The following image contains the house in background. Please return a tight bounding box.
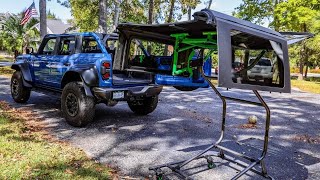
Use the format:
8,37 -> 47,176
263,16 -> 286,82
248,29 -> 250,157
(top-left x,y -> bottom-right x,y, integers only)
0,12 -> 11,32
33,19 -> 73,34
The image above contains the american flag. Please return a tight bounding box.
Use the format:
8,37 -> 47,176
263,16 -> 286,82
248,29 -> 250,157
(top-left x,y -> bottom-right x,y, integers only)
20,2 -> 38,25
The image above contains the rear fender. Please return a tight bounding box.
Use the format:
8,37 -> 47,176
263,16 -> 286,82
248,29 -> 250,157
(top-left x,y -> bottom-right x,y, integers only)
61,67 -> 99,97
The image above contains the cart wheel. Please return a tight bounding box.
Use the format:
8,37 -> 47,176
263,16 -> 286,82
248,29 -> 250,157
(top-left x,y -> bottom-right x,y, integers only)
156,169 -> 164,180
156,174 -> 163,180
205,156 -> 216,169
208,162 -> 216,169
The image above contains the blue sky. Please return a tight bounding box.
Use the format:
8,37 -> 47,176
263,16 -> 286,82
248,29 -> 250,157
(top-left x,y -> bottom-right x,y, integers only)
0,0 -> 242,22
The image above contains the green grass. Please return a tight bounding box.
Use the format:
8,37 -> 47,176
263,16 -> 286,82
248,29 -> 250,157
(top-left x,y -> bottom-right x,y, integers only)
291,79 -> 320,94
0,66 -> 14,76
0,55 -> 14,62
0,103 -> 112,179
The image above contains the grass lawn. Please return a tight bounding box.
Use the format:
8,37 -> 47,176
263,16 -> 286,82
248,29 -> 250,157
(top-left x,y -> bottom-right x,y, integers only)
0,66 -> 14,77
291,79 -> 320,94
0,55 -> 14,62
0,102 -> 113,179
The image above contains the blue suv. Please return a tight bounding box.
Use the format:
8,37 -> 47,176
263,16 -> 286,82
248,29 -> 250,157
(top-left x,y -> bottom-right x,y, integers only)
10,32 -> 211,127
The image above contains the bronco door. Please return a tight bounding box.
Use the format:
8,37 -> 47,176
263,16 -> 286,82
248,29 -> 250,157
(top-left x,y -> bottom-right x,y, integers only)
50,35 -> 77,88
33,36 -> 58,87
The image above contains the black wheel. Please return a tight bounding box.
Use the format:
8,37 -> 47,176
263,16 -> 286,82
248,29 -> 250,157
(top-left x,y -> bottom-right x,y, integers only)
127,95 -> 158,115
156,174 -> 163,180
61,82 -> 95,127
206,156 -> 216,169
155,169 -> 164,180
208,162 -> 216,169
173,86 -> 199,91
11,71 -> 31,103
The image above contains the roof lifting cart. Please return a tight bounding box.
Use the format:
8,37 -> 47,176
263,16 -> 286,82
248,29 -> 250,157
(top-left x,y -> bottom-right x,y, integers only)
147,9 -> 314,180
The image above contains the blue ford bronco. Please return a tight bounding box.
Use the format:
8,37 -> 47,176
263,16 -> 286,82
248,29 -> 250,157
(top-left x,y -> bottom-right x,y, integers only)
10,31 -> 211,127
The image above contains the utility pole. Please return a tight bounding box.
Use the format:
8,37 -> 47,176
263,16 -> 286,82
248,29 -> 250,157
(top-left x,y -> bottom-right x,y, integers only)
208,0 -> 213,9
98,0 -> 107,33
39,0 -> 47,39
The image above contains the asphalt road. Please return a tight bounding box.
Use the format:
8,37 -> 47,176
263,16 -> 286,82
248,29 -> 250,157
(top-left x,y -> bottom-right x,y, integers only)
0,75 -> 319,179
0,62 -> 13,67
291,73 -> 320,78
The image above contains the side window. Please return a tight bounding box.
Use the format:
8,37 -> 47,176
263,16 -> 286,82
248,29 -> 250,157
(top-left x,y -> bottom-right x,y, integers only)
39,38 -> 57,55
82,36 -> 102,53
58,36 -> 76,55
128,38 -> 172,67
230,30 -> 284,87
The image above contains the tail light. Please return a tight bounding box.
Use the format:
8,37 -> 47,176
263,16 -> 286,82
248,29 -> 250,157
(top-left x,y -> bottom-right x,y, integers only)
101,61 -> 111,80
103,62 -> 110,68
102,72 -> 110,79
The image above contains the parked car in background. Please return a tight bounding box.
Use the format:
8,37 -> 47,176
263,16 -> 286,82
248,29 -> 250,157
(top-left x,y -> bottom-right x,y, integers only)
247,57 -> 273,84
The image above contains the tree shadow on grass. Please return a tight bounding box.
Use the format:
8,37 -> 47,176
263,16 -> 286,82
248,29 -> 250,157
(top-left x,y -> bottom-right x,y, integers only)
27,159 -> 111,180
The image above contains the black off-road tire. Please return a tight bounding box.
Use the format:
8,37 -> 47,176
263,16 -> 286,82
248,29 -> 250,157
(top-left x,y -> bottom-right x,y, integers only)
11,71 -> 31,103
61,82 -> 95,127
173,86 -> 199,91
127,95 -> 158,115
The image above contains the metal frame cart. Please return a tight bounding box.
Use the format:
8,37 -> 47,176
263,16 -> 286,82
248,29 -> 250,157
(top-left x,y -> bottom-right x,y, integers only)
149,32 -> 274,180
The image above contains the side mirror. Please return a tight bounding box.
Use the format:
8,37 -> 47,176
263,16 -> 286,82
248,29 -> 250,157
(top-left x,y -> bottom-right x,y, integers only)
26,47 -> 34,54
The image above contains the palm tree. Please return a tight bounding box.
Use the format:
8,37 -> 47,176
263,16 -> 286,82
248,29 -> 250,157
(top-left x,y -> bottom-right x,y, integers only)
0,14 -> 39,55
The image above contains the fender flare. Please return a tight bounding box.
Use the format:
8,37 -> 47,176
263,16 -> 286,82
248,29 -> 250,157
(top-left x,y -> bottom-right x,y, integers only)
61,67 -> 99,97
11,63 -> 33,88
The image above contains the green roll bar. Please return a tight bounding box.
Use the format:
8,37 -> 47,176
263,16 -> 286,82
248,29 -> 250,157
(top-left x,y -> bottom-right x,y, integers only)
170,32 -> 218,76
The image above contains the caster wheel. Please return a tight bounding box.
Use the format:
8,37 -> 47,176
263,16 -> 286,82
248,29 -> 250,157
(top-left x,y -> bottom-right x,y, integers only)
156,175 -> 163,180
205,156 -> 216,169
156,169 -> 164,180
208,162 -> 216,169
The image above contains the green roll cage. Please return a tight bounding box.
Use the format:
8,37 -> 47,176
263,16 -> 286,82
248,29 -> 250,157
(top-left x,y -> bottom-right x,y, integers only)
170,32 -> 218,77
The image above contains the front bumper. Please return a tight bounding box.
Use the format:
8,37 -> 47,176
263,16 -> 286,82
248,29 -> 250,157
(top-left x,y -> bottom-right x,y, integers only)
248,73 -> 273,79
92,85 -> 163,101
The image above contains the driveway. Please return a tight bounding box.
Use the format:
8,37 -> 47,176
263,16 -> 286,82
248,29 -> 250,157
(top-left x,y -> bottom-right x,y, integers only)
0,75 -> 319,179
0,61 -> 13,67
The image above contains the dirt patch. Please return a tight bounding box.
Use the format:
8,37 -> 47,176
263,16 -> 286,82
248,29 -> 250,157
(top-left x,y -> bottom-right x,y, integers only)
290,134 -> 320,144
236,123 -> 258,129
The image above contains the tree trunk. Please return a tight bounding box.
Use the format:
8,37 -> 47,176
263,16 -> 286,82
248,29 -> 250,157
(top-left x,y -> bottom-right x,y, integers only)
113,0 -> 121,31
304,61 -> 309,79
167,0 -> 175,23
39,0 -> 47,39
273,0 -> 279,31
147,0 -> 154,54
188,6 -> 192,20
298,23 -> 308,80
298,45 -> 305,80
208,0 -> 213,9
98,0 -> 107,33
164,0 -> 175,56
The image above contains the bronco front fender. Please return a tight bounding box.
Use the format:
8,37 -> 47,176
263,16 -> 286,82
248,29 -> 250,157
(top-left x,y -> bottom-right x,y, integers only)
11,63 -> 33,88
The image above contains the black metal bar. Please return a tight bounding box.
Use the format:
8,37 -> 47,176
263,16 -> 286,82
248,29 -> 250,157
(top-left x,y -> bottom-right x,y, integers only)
222,96 -> 263,106
215,145 -> 256,162
179,144 -> 216,168
253,90 -> 271,159
231,161 -> 259,180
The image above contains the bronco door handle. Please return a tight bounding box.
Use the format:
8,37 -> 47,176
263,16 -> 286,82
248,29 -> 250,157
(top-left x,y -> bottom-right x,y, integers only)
63,62 -> 71,66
